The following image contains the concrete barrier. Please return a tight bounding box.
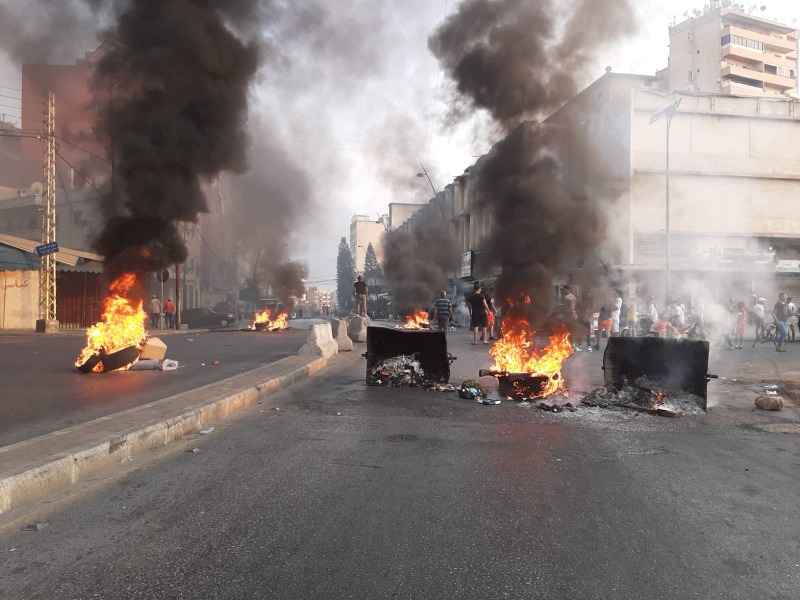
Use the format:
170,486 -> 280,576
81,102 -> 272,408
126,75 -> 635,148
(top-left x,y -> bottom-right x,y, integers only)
299,323 -> 339,358
347,315 -> 370,343
330,318 -> 353,352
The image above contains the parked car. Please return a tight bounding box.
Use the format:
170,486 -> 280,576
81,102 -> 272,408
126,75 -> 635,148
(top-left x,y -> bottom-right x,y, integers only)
181,308 -> 237,329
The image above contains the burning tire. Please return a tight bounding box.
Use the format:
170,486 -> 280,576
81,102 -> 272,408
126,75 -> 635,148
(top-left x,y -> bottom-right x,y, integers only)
100,346 -> 140,372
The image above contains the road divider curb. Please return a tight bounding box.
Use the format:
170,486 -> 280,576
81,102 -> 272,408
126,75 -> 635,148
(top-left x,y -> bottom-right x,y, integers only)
0,354 -> 330,516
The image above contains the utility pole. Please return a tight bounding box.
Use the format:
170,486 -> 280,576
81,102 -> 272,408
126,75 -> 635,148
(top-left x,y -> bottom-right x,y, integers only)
37,91 -> 58,333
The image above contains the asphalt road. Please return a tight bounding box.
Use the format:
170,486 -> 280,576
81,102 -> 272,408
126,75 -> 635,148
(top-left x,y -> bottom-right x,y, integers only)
0,352 -> 797,599
0,326 -> 308,446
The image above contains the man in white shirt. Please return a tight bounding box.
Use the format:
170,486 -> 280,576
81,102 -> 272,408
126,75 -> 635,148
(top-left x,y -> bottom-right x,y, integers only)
752,298 -> 766,341
610,289 -> 622,337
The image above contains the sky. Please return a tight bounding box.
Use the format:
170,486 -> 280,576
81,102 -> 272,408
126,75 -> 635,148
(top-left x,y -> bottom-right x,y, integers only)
0,0 -> 798,291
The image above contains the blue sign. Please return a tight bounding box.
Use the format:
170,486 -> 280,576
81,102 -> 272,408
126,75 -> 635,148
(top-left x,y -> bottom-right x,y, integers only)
34,242 -> 59,257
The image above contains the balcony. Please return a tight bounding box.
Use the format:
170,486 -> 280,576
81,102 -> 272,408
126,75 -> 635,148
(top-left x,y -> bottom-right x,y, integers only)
721,64 -> 795,90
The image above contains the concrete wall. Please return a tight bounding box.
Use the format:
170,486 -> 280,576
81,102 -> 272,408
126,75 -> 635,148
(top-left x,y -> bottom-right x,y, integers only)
0,270 -> 38,329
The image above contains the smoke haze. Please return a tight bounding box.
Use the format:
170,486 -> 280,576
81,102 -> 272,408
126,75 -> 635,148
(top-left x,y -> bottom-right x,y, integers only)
430,0 -> 637,323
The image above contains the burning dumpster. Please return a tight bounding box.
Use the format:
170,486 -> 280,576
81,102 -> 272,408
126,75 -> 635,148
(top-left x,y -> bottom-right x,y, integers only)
602,337 -> 712,410
365,326 -> 454,386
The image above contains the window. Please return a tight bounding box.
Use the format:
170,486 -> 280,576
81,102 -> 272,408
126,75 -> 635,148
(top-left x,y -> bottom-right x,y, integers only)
688,70 -> 694,81
722,34 -> 763,51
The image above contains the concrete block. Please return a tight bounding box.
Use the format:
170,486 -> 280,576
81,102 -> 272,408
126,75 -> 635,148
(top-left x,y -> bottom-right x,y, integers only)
347,315 -> 370,343
140,337 -> 167,360
299,323 -> 338,358
331,318 -> 353,352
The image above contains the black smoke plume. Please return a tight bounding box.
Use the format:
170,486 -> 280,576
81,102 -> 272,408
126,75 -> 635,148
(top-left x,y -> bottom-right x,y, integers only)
271,261 -> 307,311
429,0 -> 636,325
93,0 -> 260,283
382,219 -> 458,317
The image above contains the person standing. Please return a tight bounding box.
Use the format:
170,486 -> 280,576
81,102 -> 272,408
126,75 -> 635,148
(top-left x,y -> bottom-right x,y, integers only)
433,290 -> 455,336
467,283 -> 490,345
577,292 -> 595,352
563,285 -> 579,349
734,301 -> 747,349
787,296 -> 797,342
752,297 -> 766,341
611,288 -> 622,337
772,292 -> 789,352
485,292 -> 498,340
626,295 -> 638,335
148,295 -> 162,329
164,298 -> 175,329
353,275 -> 368,317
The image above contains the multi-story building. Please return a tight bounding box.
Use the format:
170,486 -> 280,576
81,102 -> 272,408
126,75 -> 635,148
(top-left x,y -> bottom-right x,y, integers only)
662,4 -> 799,97
349,214 -> 387,274
399,71 -> 800,303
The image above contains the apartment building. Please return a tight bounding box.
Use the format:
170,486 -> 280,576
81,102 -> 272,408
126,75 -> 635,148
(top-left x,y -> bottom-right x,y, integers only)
398,71 -> 800,303
664,5 -> 799,97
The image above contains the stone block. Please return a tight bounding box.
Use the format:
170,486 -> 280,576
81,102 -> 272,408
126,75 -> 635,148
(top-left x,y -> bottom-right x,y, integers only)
299,323 -> 338,358
755,395 -> 784,411
347,315 -> 370,343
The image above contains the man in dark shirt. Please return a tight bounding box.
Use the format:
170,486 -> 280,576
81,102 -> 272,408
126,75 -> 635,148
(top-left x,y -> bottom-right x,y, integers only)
467,284 -> 491,345
432,290 -> 455,336
353,275 -> 368,317
772,292 -> 789,352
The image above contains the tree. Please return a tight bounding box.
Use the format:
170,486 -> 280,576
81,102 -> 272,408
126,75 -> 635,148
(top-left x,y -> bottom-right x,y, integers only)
363,243 -> 383,293
336,237 -> 355,313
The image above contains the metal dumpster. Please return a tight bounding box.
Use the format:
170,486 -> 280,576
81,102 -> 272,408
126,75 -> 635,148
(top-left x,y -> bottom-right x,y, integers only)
365,326 -> 453,385
602,337 -> 712,409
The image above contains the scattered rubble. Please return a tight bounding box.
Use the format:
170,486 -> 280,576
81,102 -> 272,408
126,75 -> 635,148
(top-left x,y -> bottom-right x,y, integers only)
21,521 -> 49,532
424,383 -> 456,392
198,427 -> 215,435
582,375 -> 704,416
367,355 -> 425,387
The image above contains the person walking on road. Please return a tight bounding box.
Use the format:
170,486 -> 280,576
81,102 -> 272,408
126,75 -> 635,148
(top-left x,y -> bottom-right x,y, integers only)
752,297 -> 766,341
149,295 -> 162,329
468,283 -> 491,345
164,298 -> 175,329
353,275 -> 368,317
433,290 -> 455,336
485,292 -> 498,340
772,292 -> 789,352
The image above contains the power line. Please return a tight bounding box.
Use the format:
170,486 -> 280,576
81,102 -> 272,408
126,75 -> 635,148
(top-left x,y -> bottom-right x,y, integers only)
0,84 -> 21,92
54,160 -> 79,223
55,135 -> 110,163
55,151 -> 105,199
0,93 -> 21,101
193,223 -> 233,267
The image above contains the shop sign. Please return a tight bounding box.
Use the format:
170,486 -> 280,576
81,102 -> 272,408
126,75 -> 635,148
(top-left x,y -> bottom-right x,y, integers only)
461,251 -> 473,278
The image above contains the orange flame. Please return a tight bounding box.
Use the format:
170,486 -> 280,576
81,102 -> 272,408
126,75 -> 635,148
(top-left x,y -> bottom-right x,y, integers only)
75,274 -> 148,372
249,308 -> 289,331
490,314 -> 574,397
399,308 -> 430,329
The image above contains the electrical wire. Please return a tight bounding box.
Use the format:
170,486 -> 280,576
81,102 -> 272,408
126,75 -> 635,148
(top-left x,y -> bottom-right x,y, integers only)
193,224 -> 234,267
55,151 -> 105,198
54,160 -> 80,224
54,135 -> 110,163
0,84 -> 21,92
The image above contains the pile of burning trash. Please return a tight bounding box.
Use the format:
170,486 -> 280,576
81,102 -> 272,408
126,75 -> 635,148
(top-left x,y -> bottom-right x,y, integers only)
75,274 -> 177,374
368,354 -> 426,387
396,309 -> 431,330
582,375 -> 704,416
246,308 -> 289,332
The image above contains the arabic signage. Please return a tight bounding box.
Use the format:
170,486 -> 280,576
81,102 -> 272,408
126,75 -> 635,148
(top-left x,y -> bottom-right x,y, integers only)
461,251 -> 473,278
34,241 -> 59,257
712,246 -> 775,263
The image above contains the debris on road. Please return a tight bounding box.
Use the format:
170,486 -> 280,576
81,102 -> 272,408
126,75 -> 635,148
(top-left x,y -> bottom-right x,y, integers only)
367,355 -> 425,387
458,379 -> 487,399
21,521 -> 49,532
161,359 -> 179,370
583,375 -> 703,416
130,359 -> 162,371
424,383 -> 456,392
188,447 -> 201,453
477,399 -> 501,406
198,427 -> 215,435
755,395 -> 784,411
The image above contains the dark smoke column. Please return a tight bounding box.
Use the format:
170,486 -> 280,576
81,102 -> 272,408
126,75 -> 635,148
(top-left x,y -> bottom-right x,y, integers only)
94,0 -> 259,286
428,0 -> 636,324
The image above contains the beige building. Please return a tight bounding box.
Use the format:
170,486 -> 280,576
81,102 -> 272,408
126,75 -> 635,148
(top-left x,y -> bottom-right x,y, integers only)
349,214 -> 387,274
398,71 -> 800,301
663,5 -> 798,97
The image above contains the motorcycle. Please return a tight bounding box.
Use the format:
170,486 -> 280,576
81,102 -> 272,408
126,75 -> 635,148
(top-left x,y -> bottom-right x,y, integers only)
642,317 -> 705,340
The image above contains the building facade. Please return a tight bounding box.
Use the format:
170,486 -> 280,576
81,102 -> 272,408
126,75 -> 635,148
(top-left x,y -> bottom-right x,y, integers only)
349,214 -> 387,274
396,71 -> 800,304
664,5 -> 798,97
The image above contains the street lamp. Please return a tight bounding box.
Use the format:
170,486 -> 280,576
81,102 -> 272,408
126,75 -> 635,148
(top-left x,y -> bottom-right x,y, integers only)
416,160 -> 448,223
649,96 -> 682,297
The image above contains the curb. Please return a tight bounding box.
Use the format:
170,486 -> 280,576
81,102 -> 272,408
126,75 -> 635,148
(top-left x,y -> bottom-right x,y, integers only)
0,354 -> 331,516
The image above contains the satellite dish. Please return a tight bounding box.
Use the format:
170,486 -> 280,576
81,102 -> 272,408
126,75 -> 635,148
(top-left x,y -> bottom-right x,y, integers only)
30,182 -> 43,196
